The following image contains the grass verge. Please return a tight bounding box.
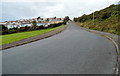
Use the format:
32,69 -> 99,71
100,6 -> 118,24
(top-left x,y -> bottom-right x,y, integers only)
75,17 -> 120,35
0,25 -> 64,45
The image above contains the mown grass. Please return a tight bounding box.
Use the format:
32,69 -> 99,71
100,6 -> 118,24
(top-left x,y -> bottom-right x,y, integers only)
0,25 -> 64,45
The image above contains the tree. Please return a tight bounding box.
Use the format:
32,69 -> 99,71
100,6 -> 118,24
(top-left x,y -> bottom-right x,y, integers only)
46,18 -> 49,21
37,16 -> 41,20
0,25 -> 8,31
53,17 -> 57,19
32,20 -> 37,29
63,16 -> 70,24
73,17 -> 78,22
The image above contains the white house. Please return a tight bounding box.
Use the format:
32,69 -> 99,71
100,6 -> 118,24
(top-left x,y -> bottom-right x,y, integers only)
20,24 -> 31,27
7,25 -> 19,29
0,22 -> 6,25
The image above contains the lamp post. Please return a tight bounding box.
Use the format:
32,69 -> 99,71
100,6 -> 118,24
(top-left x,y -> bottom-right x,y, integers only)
90,10 -> 94,25
93,12 -> 94,25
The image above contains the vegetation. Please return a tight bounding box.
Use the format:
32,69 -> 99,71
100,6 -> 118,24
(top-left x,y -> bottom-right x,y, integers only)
1,16 -> 69,35
32,20 -> 37,29
63,16 -> 70,24
1,22 -> 64,35
74,4 -> 120,35
0,25 -> 8,31
0,25 -> 65,45
0,16 -> 70,45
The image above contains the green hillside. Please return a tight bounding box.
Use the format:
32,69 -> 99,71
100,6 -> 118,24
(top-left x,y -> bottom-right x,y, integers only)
74,4 -> 120,35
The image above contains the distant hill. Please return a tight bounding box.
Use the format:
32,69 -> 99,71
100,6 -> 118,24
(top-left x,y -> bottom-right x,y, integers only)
74,4 -> 120,35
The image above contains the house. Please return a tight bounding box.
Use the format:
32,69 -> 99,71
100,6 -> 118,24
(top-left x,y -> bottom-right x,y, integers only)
20,24 -> 31,27
7,25 -> 19,29
49,18 -> 56,22
1,17 -> 64,29
0,22 -> 6,25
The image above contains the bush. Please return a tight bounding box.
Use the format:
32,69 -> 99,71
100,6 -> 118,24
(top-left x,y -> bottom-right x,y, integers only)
48,22 -> 63,28
1,21 -> 64,35
2,30 -> 8,35
12,27 -> 18,30
38,25 -> 45,29
2,30 -> 18,35
101,12 -> 111,19
0,25 -> 8,31
19,27 -> 27,31
8,30 -> 17,34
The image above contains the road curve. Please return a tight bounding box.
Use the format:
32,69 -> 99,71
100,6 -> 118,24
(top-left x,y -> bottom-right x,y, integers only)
2,22 -> 117,74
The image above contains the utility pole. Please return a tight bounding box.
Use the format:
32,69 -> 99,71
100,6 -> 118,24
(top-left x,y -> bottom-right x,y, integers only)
93,12 -> 94,26
90,10 -> 94,26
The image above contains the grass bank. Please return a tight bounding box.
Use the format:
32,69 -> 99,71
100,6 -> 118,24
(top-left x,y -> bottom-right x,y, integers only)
74,4 -> 120,35
0,25 -> 64,45
75,15 -> 120,35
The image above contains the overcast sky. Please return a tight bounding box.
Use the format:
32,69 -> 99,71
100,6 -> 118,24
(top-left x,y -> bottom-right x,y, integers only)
0,0 -> 119,22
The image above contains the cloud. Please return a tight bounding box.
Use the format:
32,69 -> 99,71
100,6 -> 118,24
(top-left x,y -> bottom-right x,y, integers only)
1,0 -> 119,22
2,2 -> 60,21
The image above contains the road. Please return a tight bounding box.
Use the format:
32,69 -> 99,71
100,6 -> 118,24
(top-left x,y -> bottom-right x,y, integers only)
2,22 -> 117,74
0,51 -> 2,75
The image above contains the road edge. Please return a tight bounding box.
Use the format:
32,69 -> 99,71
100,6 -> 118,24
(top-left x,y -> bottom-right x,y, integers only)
1,25 -> 68,50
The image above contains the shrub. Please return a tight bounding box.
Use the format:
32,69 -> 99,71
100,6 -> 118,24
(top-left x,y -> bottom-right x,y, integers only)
38,25 -> 44,29
19,27 -> 27,31
0,25 -> 8,31
12,27 -> 18,30
2,30 -> 17,35
8,30 -> 17,34
101,12 -> 111,19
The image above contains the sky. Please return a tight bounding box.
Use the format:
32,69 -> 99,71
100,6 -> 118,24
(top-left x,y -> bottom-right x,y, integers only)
0,0 -> 119,22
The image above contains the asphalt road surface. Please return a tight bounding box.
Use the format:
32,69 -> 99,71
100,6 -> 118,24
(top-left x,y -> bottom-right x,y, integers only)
0,51 -> 2,75
2,22 -> 117,74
